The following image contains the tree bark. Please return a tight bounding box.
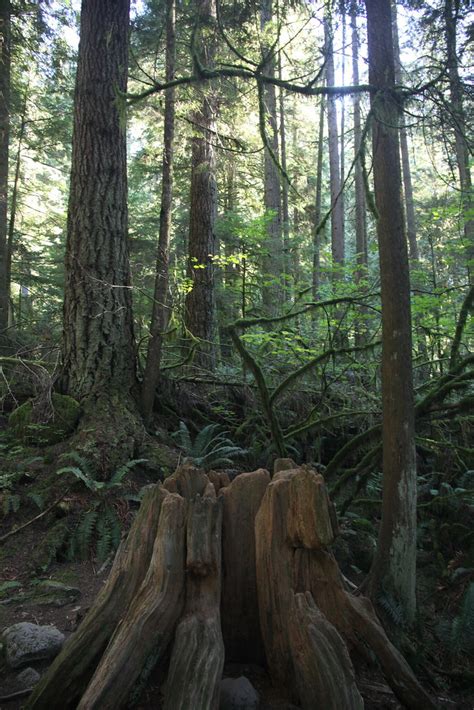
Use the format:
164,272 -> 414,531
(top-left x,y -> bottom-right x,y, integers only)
0,0 -> 10,342
61,0 -> 135,401
141,0 -> 176,423
289,592 -> 363,710
364,0 -> 417,623
279,56 -> 290,302
260,0 -> 282,316
184,0 -> 219,370
391,1 -> 419,264
220,469 -> 269,662
164,494 -> 224,710
77,493 -> 186,710
350,4 -> 367,283
324,14 -> 344,278
6,89 -> 28,328
26,485 -> 167,709
351,3 -> 368,347
444,0 -> 473,284
312,97 -> 325,327
255,466 -> 436,709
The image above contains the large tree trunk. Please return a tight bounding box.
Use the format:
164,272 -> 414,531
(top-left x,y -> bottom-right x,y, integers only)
0,0 -> 10,343
184,0 -> 219,370
61,0 -> 135,401
364,0 -> 418,624
27,464 -> 436,710
59,0 -> 143,472
141,0 -> 176,423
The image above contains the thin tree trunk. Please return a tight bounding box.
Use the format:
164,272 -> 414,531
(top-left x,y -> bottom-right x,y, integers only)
324,14 -> 344,278
351,4 -> 367,280
6,89 -> 28,327
260,0 -> 282,316
184,0 -> 218,369
61,0 -> 135,400
0,0 -> 10,342
392,0 -> 429,374
364,0 -> 417,623
219,160 -> 239,361
391,1 -> 419,263
141,0 -> 176,423
351,3 -> 368,346
312,98 -> 325,323
444,0 -> 473,284
279,55 -> 290,302
339,3 -> 346,243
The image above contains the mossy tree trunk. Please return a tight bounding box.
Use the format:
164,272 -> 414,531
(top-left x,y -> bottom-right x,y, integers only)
27,464 -> 435,710
60,0 -> 143,469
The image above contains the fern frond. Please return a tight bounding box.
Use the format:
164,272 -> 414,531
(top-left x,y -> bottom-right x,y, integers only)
104,504 -> 122,550
3,493 -> 20,515
77,510 -> 98,559
59,452 -> 94,479
193,424 -> 222,455
378,591 -> 405,627
56,466 -> 103,492
172,421 -> 193,455
96,514 -> 112,562
109,459 -> 147,487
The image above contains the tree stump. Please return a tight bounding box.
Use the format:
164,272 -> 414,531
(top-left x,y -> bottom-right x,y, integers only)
27,464 -> 436,710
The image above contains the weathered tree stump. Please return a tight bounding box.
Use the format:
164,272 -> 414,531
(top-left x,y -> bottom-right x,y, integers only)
288,591 -> 363,710
221,468 -> 270,662
27,463 -> 436,710
256,465 -> 436,710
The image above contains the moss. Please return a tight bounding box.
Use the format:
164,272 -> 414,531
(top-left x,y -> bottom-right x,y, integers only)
8,394 -> 81,447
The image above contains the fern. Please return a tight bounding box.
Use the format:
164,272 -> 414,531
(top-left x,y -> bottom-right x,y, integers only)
105,504 -> 122,550
378,590 -> 405,627
76,510 -> 99,559
448,583 -> 474,656
172,422 -> 246,471
96,514 -> 112,562
109,459 -> 147,487
36,520 -> 71,569
59,451 -> 94,479
2,493 -> 20,515
56,465 -> 103,492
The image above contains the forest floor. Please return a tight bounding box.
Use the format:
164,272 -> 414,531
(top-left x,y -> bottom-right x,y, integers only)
0,438 -> 473,709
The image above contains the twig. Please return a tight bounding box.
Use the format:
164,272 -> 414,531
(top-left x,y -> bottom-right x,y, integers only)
0,490 -> 69,543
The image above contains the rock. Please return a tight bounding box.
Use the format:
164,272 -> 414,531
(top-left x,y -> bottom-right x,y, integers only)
17,667 -> 41,687
2,622 -> 65,668
220,676 -> 260,710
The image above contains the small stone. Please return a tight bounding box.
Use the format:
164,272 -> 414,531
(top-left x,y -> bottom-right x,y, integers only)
220,676 -> 260,710
2,622 -> 65,669
17,667 -> 41,687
